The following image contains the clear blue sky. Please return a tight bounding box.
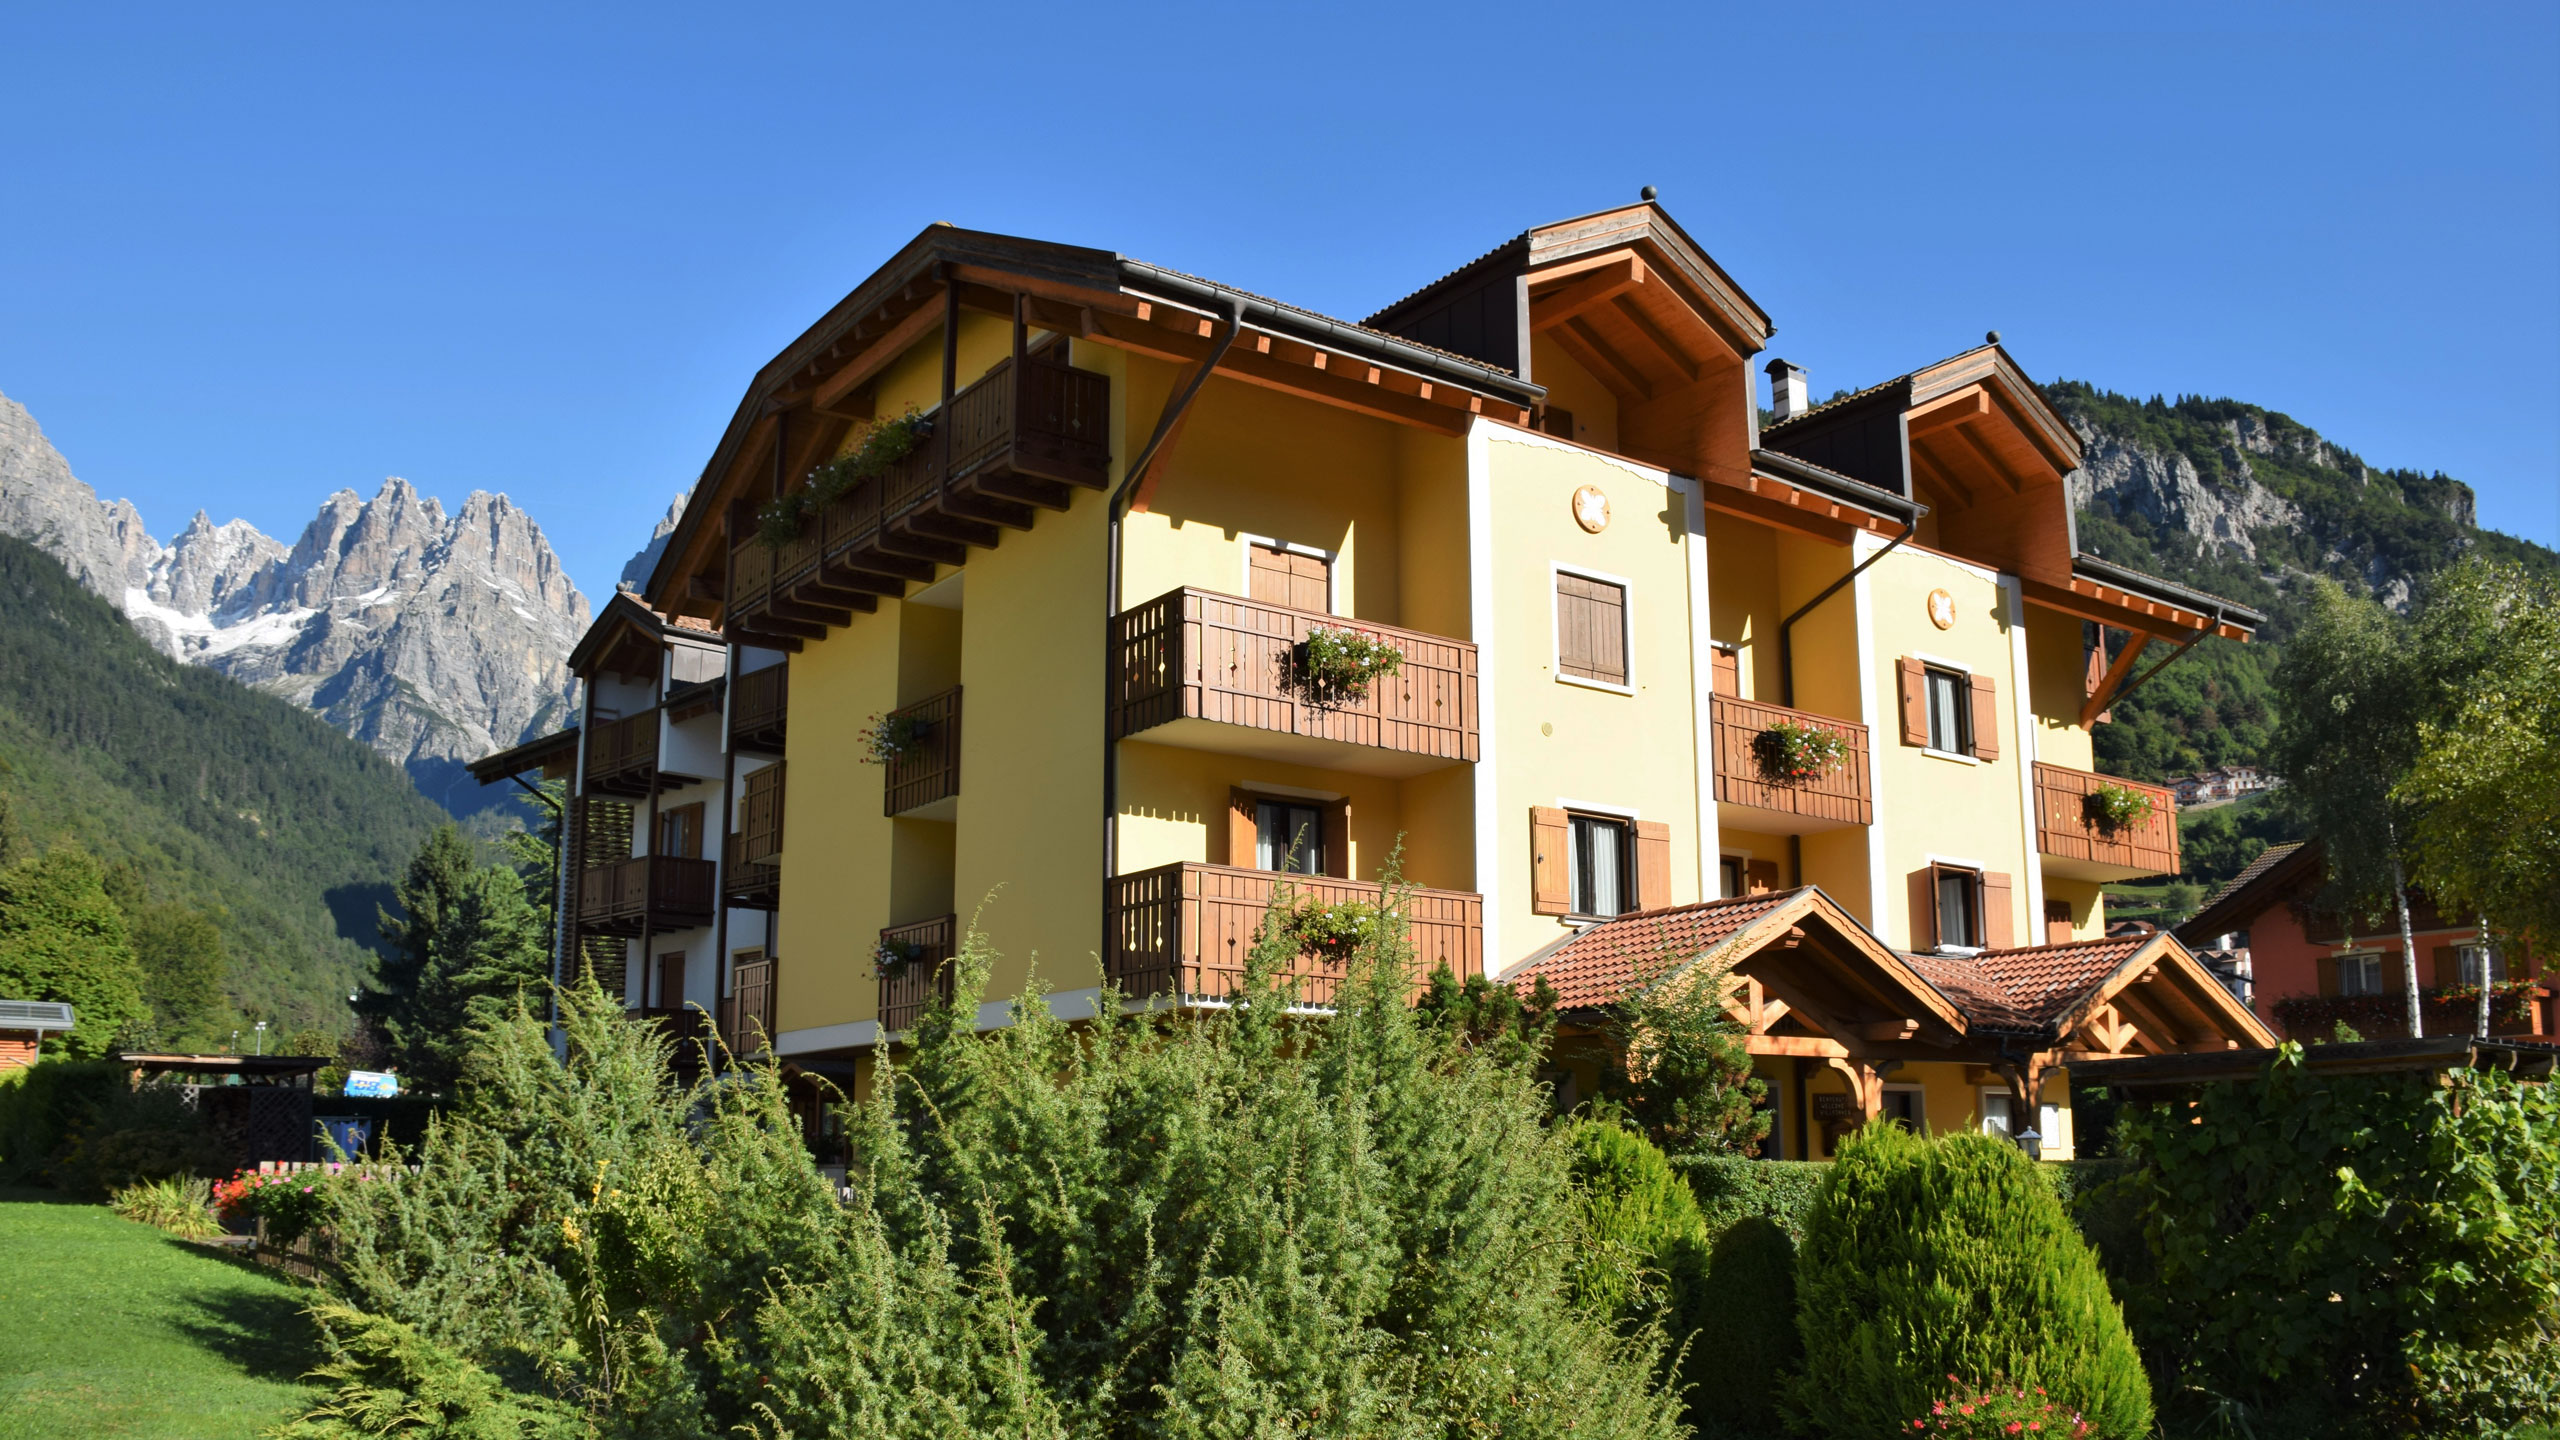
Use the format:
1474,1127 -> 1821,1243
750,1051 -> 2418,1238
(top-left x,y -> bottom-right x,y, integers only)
4,3 -> 2553,602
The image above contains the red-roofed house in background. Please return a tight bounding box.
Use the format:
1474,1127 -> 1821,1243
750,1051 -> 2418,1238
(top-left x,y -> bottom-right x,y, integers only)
2174,840 -> 2549,1043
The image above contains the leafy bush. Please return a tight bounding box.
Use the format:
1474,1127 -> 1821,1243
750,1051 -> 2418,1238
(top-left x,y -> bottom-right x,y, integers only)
291,906 -> 1689,1436
1688,1216 -> 1800,1435
1600,958 -> 1769,1162
1686,1154 -> 1825,1241
2117,1048 -> 2560,1438
1271,894 -> 1385,964
111,1174 -> 222,1238
0,1059 -> 225,1195
215,1167 -> 349,1245
1790,1123 -> 2152,1439
274,1302 -> 581,1440
1565,1119 -> 1708,1327
2080,783 -> 2155,834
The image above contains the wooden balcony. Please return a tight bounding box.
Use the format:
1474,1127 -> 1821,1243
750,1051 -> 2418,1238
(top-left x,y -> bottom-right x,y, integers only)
577,856 -> 718,934
883,688 -> 960,818
727,357 -> 1111,646
584,709 -> 695,798
722,831 -> 779,909
720,956 -> 777,1057
877,914 -> 958,1034
626,1007 -> 711,1062
1709,694 -> 1872,831
1111,589 -> 1479,777
2034,763 -> 2179,880
731,663 -> 787,753
1105,862 -> 1482,1009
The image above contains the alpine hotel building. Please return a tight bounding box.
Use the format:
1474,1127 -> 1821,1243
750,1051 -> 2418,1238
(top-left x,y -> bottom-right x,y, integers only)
476,199 -> 2277,1162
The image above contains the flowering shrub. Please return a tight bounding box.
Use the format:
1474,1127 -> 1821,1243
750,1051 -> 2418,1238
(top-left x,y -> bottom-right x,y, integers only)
757,411 -> 932,546
1910,1378 -> 2093,1436
1275,896 -> 1385,964
854,711 -> 930,766
2080,783 -> 2155,835
1752,720 -> 1851,783
215,1167 -> 338,1244
1293,626 -> 1403,705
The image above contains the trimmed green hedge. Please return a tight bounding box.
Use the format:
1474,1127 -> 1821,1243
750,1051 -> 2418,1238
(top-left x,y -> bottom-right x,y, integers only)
1685,1155 -> 1825,1241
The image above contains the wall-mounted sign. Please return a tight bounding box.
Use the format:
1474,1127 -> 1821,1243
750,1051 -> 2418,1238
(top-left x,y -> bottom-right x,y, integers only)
343,1070 -> 401,1098
1571,485 -> 1611,534
1926,588 -> 1957,630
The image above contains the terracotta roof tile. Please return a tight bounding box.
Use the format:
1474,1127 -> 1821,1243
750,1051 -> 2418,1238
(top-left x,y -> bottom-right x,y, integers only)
1972,937 -> 2150,1028
1505,893 -> 1795,1010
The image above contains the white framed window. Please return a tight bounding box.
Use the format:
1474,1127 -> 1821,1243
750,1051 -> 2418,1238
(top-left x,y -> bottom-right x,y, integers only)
1253,798 -> 1326,875
1551,564 -> 1634,694
2456,945 -> 2505,987
1980,1089 -> 2062,1144
2338,951 -> 2386,996
1935,865 -> 1983,951
1879,1084 -> 1925,1134
1567,813 -> 1635,918
1924,665 -> 1971,753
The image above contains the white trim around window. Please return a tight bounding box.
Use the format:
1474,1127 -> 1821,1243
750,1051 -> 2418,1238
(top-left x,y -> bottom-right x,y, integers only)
1238,532 -> 1339,615
1550,561 -> 1637,695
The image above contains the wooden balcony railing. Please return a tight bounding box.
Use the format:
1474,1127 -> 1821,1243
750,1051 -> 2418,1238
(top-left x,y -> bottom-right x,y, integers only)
722,831 -> 780,909
731,663 -> 787,752
720,958 -> 778,1056
1111,589 -> 1478,767
626,1006 -> 710,1052
877,914 -> 958,1034
583,710 -> 662,797
1708,694 -> 1872,828
577,856 -> 718,933
1105,863 -> 1482,1010
727,357 -> 1110,643
883,688 -> 960,817
2033,763 -> 2179,877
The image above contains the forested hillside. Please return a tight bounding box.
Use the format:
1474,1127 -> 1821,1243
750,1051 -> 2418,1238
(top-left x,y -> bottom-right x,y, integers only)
0,532 -> 444,1034
2050,382 -> 2557,792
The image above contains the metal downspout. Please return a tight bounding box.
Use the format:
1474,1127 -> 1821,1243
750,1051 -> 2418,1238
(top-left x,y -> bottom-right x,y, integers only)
1102,296 -> 1245,885
1777,504 -> 1923,709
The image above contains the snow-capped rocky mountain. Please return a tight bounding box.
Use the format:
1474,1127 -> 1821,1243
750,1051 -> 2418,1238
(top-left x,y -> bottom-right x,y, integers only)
0,388 -> 589,815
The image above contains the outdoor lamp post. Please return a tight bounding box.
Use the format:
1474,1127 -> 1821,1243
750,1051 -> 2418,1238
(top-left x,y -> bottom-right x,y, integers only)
2016,1124 -> 2043,1162
253,1020 -> 267,1056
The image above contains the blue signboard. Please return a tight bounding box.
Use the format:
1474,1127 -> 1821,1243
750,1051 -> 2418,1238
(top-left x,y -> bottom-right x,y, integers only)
343,1070 -> 401,1098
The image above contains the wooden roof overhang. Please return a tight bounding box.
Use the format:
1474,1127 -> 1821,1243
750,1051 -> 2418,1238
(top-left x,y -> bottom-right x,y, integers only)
465,726 -> 579,787
645,225 -> 1547,623
2045,932 -> 2280,1062
568,593 -> 680,682
2074,1035 -> 2559,1094
1598,888 -> 1969,1064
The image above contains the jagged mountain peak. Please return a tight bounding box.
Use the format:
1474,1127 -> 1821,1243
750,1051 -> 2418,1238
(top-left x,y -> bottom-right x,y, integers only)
619,488 -> 692,593
0,386 -> 589,817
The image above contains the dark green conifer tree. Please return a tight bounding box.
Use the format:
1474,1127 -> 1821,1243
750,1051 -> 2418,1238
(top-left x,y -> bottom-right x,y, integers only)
0,842 -> 150,1057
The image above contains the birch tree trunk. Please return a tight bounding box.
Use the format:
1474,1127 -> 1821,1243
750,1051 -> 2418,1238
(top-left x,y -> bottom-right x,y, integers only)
2390,843 -> 2423,1039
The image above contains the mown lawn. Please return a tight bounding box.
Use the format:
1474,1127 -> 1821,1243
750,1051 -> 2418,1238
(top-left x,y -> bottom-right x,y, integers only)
0,1187 -> 318,1439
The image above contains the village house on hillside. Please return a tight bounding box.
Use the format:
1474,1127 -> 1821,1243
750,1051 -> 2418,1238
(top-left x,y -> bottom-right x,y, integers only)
2170,764 -> 2278,807
477,199 -> 2281,1162
2176,839 -> 2550,1044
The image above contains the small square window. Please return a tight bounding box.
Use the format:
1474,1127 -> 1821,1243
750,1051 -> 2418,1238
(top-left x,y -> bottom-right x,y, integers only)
1935,867 -> 1982,950
1555,573 -> 1629,687
1569,814 -> 1634,918
2339,953 -> 2385,996
1924,667 -> 1970,753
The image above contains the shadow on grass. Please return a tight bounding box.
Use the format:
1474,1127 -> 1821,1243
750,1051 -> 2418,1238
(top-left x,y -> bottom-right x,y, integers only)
0,1183 -> 99,1205
168,1250 -> 328,1387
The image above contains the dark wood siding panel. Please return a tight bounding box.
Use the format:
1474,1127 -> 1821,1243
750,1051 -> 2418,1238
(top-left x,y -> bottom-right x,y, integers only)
1711,647 -> 1740,697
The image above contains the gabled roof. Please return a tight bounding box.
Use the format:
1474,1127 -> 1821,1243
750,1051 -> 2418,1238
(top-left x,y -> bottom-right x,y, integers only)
2176,840 -> 2320,946
1508,891 -> 2274,1055
567,591 -> 722,678
1761,341 -> 2079,472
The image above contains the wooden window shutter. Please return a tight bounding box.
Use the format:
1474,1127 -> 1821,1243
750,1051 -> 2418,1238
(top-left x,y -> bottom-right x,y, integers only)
1909,867 -> 1940,951
1249,544 -> 1329,613
1967,673 -> 2001,760
2431,944 -> 2458,987
1555,574 -> 1627,685
1981,873 -> 2015,949
1897,658 -> 1929,747
1227,789 -> 1259,868
1325,797 -> 1353,879
1632,821 -> 1672,909
1745,859 -> 1781,896
2317,954 -> 2339,998
1711,647 -> 1740,697
1530,807 -> 1570,915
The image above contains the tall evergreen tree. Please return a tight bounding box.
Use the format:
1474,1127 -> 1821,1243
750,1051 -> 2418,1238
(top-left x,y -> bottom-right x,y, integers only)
362,825 -> 477,1084
0,843 -> 150,1058
408,863 -> 550,1090
1600,957 -> 1770,1161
